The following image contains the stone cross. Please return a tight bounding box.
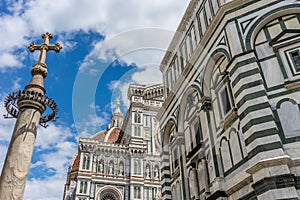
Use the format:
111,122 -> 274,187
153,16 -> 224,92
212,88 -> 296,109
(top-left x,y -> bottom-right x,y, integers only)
0,33 -> 61,200
28,32 -> 62,65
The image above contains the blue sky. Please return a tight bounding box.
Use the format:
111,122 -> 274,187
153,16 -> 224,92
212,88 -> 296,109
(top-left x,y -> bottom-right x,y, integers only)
0,1 -> 189,199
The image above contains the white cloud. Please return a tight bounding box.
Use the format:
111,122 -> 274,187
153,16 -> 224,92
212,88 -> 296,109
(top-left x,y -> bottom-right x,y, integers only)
24,175 -> 67,200
0,0 -> 188,69
0,52 -> 24,70
12,77 -> 22,90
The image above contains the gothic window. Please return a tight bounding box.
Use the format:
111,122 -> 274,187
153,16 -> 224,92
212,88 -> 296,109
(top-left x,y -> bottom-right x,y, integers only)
134,186 -> 141,199
79,181 -> 88,194
82,154 -> 90,170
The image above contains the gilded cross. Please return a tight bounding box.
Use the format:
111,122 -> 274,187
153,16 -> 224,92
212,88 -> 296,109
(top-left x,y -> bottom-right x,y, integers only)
28,32 -> 62,65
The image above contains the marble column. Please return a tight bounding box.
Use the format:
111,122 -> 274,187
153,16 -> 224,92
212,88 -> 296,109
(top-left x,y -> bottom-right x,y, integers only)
0,108 -> 41,199
0,32 -> 61,200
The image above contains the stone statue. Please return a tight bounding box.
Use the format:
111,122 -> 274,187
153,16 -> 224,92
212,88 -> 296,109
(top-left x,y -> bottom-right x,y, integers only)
154,166 -> 159,179
109,162 -> 114,175
99,162 -> 104,173
119,163 -> 124,176
146,165 -> 150,178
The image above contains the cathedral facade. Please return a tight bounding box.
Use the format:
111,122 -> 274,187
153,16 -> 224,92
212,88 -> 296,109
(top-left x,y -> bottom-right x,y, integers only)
63,84 -> 164,200
157,0 -> 300,200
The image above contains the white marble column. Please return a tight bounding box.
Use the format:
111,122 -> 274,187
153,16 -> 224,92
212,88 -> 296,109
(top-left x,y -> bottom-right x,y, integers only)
0,108 -> 41,200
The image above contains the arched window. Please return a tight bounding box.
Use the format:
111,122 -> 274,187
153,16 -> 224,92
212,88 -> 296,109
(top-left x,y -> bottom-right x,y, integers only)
277,100 -> 300,138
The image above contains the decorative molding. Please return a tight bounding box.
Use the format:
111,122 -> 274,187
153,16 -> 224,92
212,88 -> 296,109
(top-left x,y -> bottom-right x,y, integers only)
4,90 -> 58,128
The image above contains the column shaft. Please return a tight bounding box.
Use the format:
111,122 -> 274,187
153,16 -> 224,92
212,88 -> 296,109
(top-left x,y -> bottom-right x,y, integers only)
0,108 -> 40,200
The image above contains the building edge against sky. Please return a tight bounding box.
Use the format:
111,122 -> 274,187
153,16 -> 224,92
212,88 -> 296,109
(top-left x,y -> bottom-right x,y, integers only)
64,0 -> 300,200
157,0 -> 300,199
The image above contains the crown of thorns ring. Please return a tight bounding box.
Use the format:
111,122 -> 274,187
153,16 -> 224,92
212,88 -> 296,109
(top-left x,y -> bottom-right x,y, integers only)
3,90 -> 58,128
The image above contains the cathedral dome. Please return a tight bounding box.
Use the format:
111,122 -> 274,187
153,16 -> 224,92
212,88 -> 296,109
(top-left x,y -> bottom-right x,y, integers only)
92,127 -> 122,143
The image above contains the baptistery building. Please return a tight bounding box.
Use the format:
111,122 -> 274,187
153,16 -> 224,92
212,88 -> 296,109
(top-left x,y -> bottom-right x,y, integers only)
63,84 -> 164,200
157,0 -> 300,199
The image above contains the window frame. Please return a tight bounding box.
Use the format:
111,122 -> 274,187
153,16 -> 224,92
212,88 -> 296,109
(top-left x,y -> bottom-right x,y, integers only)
286,47 -> 300,75
216,78 -> 234,120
